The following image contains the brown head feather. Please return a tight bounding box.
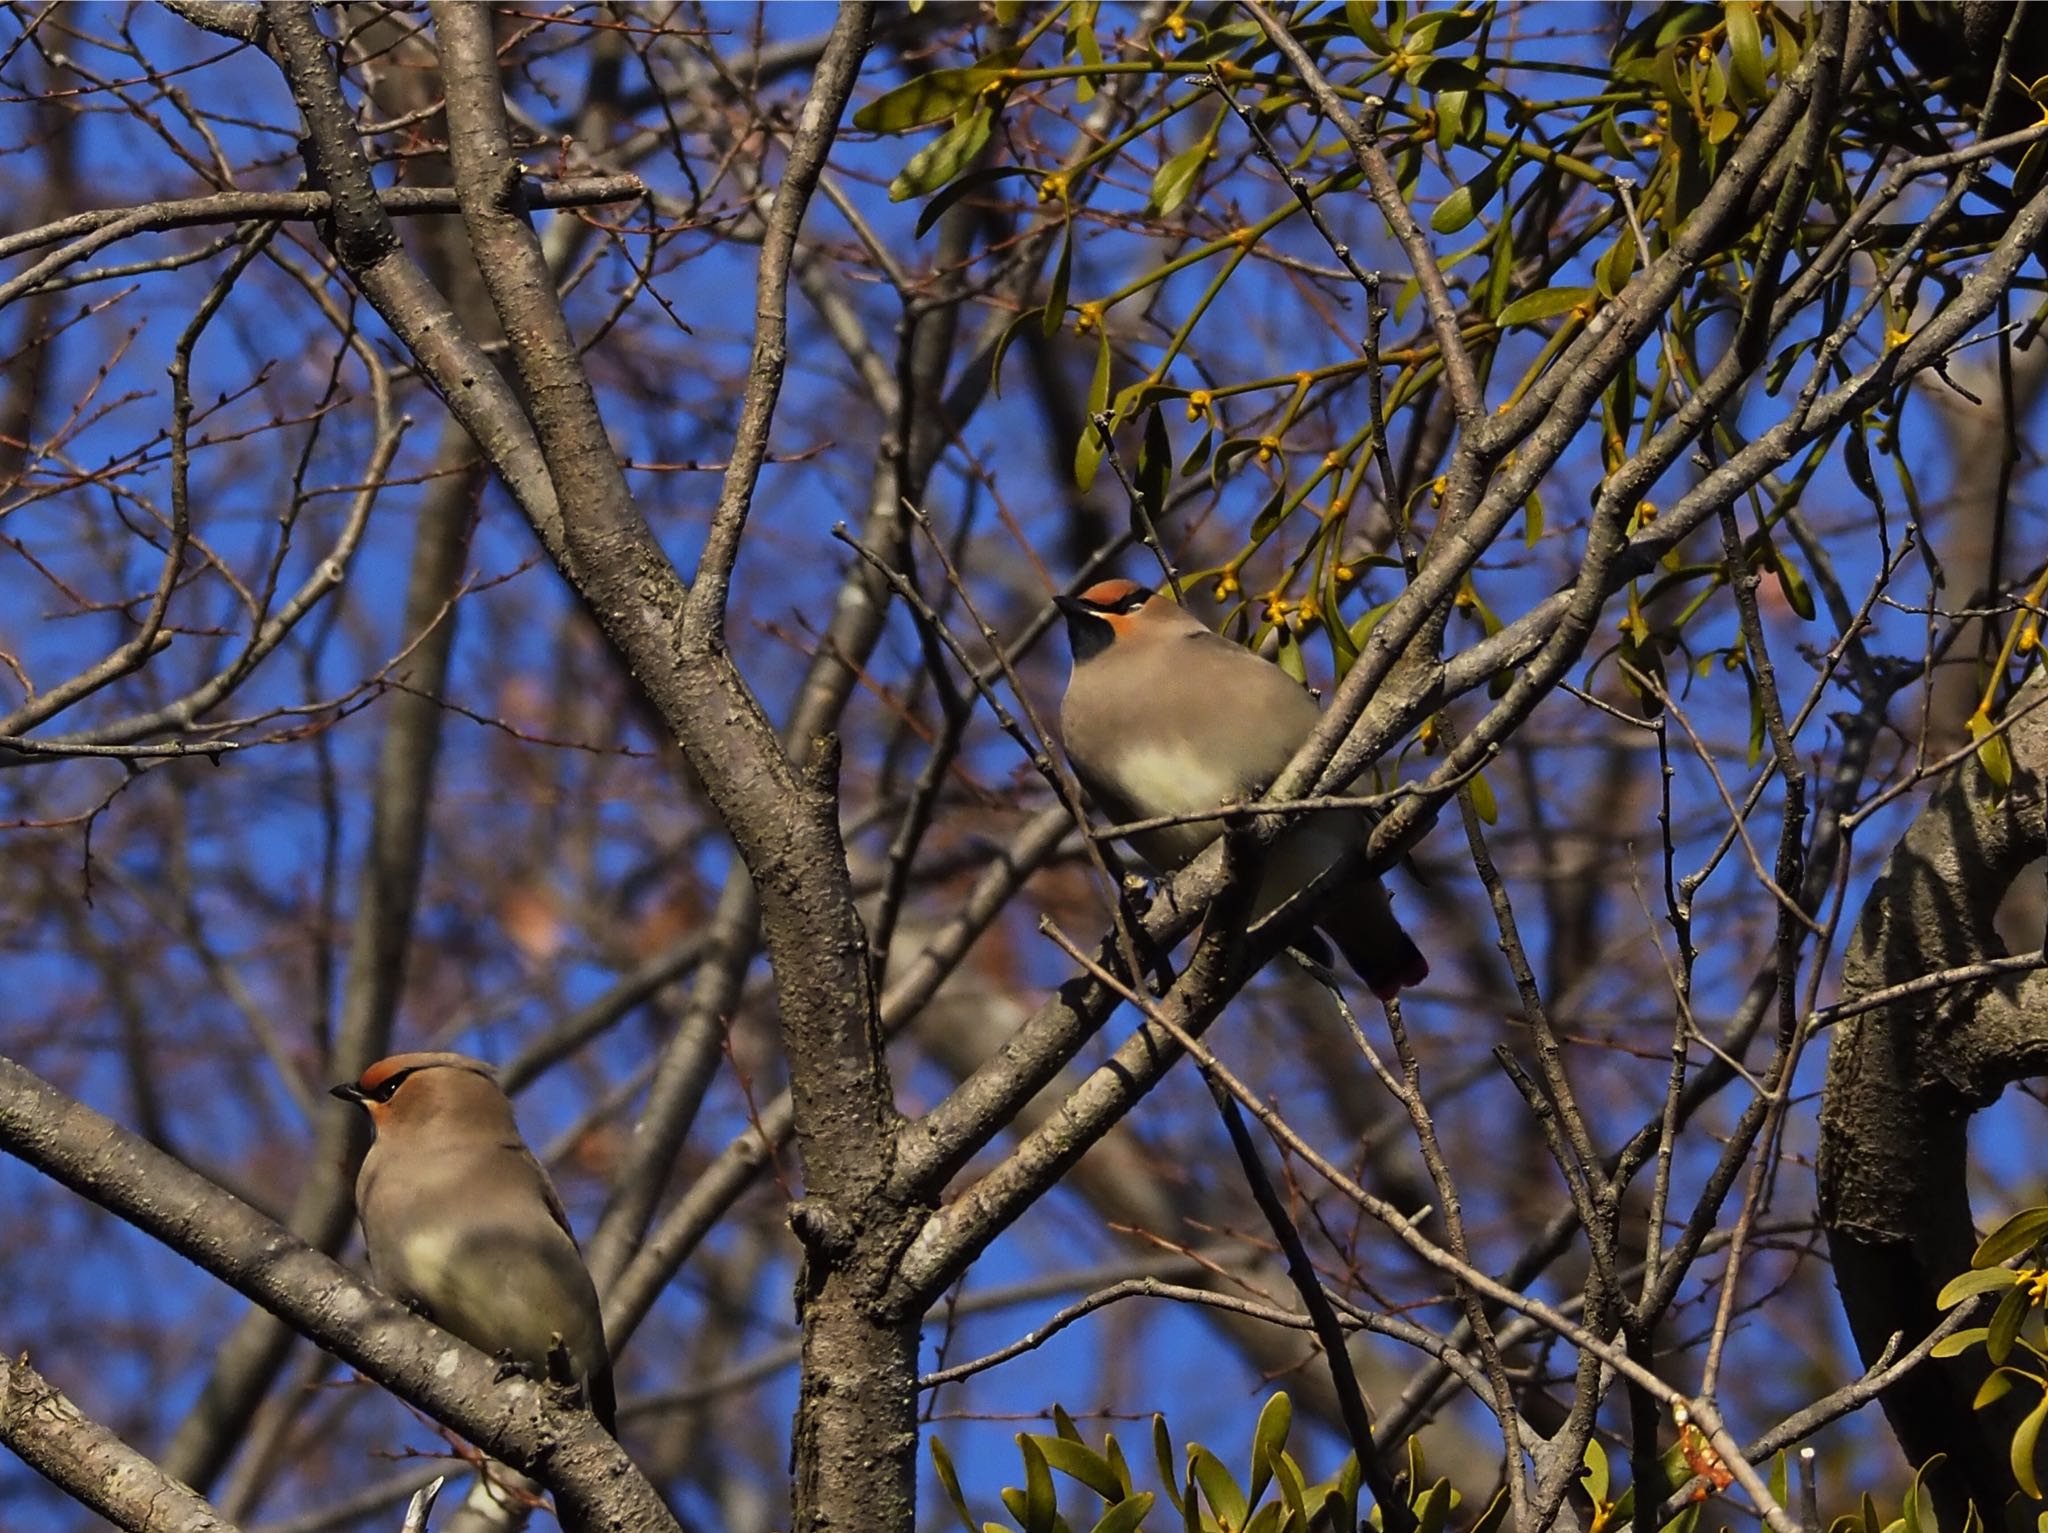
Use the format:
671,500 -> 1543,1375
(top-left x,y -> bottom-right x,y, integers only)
353,1051 -> 495,1095
334,1052 -> 511,1134
1074,577 -> 1150,608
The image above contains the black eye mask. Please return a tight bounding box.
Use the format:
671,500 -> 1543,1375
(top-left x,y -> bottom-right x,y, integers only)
330,1066 -> 421,1105
1088,586 -> 1153,615
1054,587 -> 1157,663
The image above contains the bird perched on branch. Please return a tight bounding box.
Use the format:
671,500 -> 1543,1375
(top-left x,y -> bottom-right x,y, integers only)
332,1052 -> 616,1433
1054,577 -> 1428,999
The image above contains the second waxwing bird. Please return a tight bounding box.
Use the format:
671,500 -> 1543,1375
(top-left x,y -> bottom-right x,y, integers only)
1054,578 -> 1428,998
331,1052 -> 616,1433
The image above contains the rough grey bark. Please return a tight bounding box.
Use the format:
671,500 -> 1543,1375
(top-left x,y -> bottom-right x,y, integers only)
418,8 -> 922,1531
1,1349 -> 239,1533
1818,677 -> 2048,1518
1920,348 -> 2048,760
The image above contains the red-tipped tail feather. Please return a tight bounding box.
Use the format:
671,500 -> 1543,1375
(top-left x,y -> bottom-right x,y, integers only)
1318,884 -> 1428,1000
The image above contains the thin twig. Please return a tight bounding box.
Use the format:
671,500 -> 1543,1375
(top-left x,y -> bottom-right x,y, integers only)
1239,0 -> 1482,424
0,734 -> 242,760
1088,411 -> 1183,602
1039,921 -> 1413,1531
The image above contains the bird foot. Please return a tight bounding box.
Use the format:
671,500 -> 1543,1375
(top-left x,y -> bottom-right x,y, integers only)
491,1349 -> 530,1386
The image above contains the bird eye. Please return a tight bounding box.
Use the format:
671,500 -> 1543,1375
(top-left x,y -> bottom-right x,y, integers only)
367,1070 -> 411,1103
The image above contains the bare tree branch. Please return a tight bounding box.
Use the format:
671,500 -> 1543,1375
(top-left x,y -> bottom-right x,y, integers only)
0,1055 -> 676,1533
0,1347 -> 240,1533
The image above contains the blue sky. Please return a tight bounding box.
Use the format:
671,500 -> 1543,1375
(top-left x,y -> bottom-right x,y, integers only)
3,4 -> 2045,1529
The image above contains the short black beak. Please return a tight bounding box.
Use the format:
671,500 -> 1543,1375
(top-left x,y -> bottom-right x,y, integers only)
329,1082 -> 367,1103
1052,594 -> 1086,619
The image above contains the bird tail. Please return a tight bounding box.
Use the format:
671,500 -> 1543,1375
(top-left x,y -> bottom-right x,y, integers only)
1317,881 -> 1428,1000
589,1363 -> 618,1436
